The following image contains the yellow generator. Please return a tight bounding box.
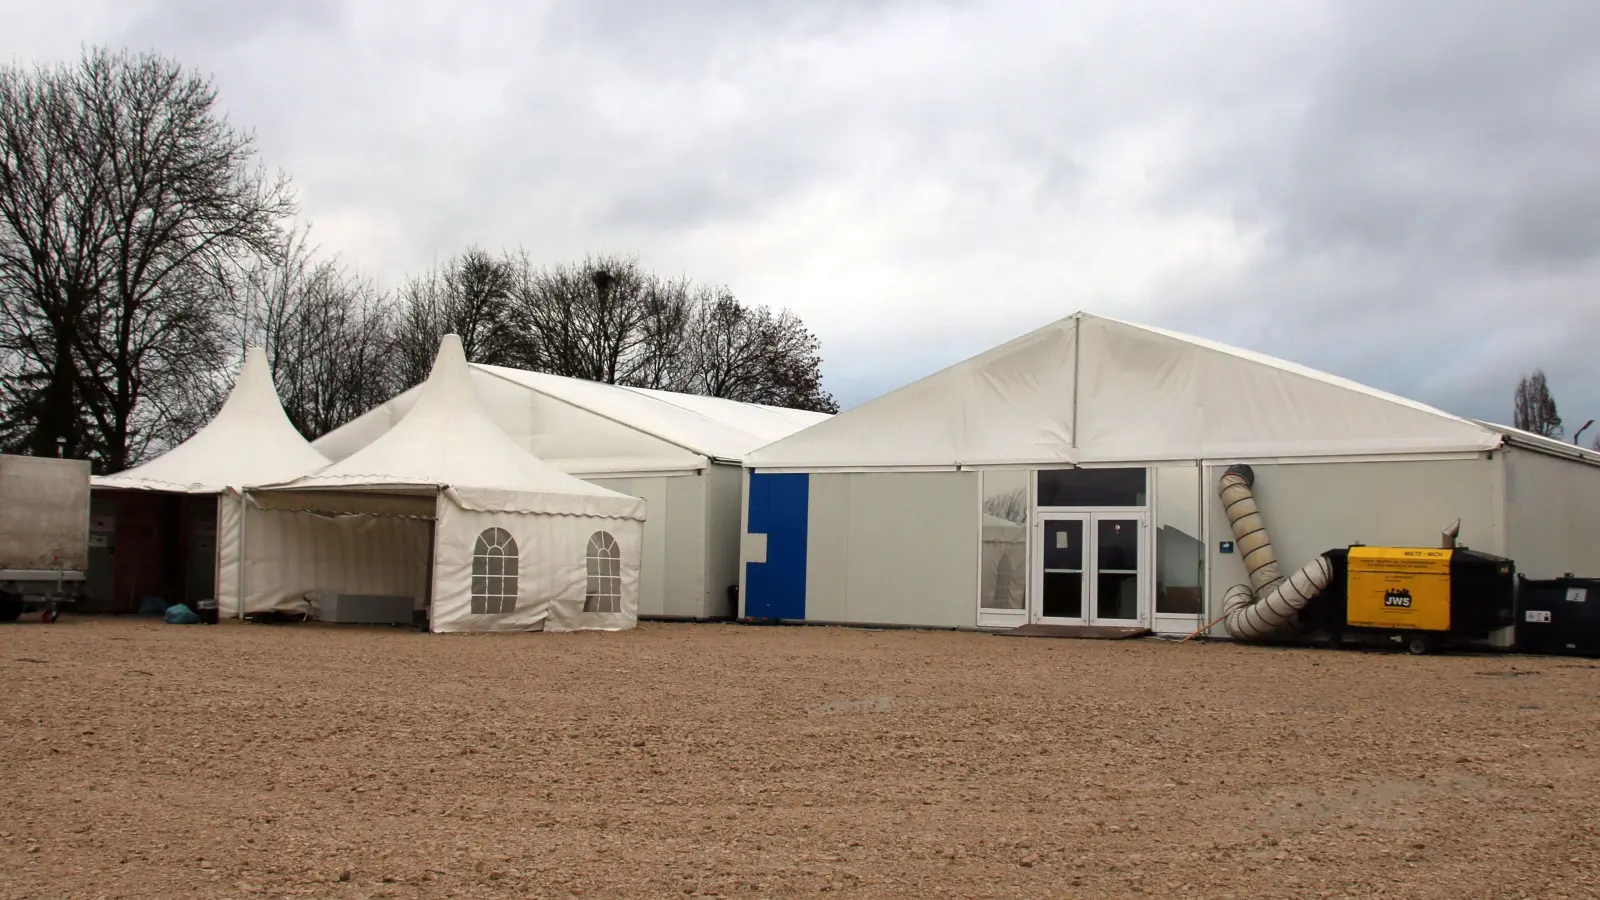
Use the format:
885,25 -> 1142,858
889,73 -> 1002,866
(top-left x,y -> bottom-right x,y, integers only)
1307,545 -> 1516,654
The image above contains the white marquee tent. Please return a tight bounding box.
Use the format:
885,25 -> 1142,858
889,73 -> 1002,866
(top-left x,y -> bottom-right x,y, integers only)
739,311 -> 1600,641
245,334 -> 648,633
746,312 -> 1504,470
92,348 -> 330,617
310,363 -> 831,619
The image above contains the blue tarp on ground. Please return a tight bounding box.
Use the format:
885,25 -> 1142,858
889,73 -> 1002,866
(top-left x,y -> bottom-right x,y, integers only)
163,603 -> 200,625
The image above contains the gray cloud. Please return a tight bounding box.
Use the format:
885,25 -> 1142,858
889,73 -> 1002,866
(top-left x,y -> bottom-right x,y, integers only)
3,0 -> 1597,431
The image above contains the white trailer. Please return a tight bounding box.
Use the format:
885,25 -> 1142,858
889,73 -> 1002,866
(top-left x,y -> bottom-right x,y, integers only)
0,453 -> 90,622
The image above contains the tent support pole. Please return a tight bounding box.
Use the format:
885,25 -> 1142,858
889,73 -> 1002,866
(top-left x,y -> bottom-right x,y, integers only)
237,491 -> 248,620
1070,314 -> 1081,451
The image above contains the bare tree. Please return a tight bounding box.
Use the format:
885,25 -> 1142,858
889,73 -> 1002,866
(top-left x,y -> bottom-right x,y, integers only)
500,249 -> 838,411
505,252 -> 661,385
1513,369 -> 1562,438
392,245 -> 515,387
0,47 -> 294,470
686,290 -> 838,412
235,224 -> 399,438
622,273 -> 696,391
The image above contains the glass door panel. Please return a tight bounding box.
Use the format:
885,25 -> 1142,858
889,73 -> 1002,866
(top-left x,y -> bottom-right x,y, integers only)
1033,512 -> 1145,627
1043,571 -> 1084,619
1093,516 -> 1142,624
1037,517 -> 1086,623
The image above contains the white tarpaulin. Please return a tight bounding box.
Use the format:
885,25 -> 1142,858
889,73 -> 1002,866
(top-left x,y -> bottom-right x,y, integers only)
746,312 -> 1505,470
248,334 -> 647,633
241,509 -> 431,616
91,348 -> 329,617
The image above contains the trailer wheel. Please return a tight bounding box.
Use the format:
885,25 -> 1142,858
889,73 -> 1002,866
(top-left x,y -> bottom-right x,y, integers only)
1406,635 -> 1433,656
41,609 -> 58,624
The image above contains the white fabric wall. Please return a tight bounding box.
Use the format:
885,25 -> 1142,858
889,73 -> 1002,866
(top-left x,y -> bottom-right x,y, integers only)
216,491 -> 241,618
1503,448 -> 1600,581
241,507 -> 431,616
430,493 -> 643,633
586,476 -> 671,616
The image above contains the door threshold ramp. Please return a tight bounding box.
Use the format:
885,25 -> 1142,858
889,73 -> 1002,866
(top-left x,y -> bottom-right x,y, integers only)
994,624 -> 1153,640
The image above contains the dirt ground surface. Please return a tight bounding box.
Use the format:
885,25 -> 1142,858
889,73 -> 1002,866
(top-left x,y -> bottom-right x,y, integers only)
1,618 -> 1597,900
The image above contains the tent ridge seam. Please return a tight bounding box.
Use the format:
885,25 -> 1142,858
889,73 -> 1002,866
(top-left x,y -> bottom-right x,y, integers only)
471,365 -> 717,459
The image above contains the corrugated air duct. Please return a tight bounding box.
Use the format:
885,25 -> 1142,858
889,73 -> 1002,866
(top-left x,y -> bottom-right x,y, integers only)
1217,464 -> 1332,641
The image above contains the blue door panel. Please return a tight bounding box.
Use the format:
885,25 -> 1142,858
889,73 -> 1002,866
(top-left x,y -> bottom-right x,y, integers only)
745,472 -> 808,620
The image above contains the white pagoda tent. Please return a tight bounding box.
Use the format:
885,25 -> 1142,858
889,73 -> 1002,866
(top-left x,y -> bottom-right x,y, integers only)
243,334 -> 648,633
92,348 -> 330,617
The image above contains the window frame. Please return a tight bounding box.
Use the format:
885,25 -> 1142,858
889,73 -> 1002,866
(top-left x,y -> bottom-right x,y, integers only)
1035,466 -> 1148,509
471,527 -> 519,614
584,531 -> 622,614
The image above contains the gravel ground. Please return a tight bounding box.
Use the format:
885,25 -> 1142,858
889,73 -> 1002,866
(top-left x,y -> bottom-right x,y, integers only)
1,617 -> 1597,900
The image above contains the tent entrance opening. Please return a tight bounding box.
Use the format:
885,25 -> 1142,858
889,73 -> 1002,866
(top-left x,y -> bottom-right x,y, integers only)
1034,512 -> 1146,627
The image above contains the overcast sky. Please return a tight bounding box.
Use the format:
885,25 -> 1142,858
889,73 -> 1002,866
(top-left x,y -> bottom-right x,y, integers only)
5,0 -> 1599,433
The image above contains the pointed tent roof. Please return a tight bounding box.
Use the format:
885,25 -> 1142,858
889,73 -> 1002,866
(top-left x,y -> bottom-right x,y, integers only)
746,312 -> 1506,470
309,363 -> 832,473
472,364 -> 833,459
93,348 -> 329,494
261,334 -> 645,519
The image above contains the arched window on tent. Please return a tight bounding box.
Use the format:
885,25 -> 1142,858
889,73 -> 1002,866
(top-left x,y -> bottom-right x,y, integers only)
994,552 -> 1017,610
584,531 -> 621,613
471,527 -> 518,614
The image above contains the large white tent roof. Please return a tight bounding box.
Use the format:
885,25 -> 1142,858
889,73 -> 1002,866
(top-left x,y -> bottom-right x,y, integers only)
93,348 -> 329,494
746,311 -> 1509,470
258,335 -> 645,520
312,362 -> 832,474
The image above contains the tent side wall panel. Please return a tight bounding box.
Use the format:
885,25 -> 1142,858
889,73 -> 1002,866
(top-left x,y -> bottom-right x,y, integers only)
1503,447 -> 1600,581
430,496 -> 643,633
588,476 -> 677,617
242,509 -> 431,615
805,471 -> 981,628
801,473 -> 851,623
1201,456 -> 1501,636
664,473 -> 707,617
702,463 -> 745,618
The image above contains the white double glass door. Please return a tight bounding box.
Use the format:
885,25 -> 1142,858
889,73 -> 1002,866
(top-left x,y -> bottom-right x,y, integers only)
1032,512 -> 1147,627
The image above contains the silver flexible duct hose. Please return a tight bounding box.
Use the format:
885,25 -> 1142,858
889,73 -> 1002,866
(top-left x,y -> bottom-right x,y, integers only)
1222,555 -> 1332,640
1217,464 -> 1331,640
1218,464 -> 1283,595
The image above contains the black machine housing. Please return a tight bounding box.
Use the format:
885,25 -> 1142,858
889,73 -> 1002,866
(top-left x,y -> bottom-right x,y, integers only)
1303,545 -> 1517,654
1515,576 -> 1600,657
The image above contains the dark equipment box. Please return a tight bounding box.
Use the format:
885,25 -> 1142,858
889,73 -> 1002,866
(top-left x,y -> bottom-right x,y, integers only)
1515,577 -> 1600,657
1304,545 -> 1516,654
